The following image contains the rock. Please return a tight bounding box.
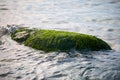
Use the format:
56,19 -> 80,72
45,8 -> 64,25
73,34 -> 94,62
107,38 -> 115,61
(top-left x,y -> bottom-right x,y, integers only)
11,31 -> 29,43
11,28 -> 112,52
14,31 -> 29,40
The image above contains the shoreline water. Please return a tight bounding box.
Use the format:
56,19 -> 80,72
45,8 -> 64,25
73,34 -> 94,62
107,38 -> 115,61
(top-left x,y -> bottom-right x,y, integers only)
0,0 -> 120,80
0,25 -> 120,80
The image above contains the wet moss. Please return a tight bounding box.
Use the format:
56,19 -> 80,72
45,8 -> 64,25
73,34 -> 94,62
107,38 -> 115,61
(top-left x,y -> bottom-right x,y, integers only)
11,28 -> 112,52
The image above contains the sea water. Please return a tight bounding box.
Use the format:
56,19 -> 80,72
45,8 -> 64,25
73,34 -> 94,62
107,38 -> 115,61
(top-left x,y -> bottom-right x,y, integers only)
0,0 -> 120,80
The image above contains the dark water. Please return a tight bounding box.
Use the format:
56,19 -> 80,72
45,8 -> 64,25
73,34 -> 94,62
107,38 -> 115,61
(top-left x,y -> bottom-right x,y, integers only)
0,0 -> 120,80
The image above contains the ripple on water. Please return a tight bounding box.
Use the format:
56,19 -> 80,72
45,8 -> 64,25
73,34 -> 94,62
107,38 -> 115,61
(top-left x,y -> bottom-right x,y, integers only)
0,8 -> 8,10
0,0 -> 120,79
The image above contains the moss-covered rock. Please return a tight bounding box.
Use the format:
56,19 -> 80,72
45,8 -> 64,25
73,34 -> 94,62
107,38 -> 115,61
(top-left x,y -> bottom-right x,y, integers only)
11,28 -> 111,52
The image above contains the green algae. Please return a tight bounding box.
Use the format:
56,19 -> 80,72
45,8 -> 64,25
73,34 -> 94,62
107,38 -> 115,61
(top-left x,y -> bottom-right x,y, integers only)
11,28 -> 111,52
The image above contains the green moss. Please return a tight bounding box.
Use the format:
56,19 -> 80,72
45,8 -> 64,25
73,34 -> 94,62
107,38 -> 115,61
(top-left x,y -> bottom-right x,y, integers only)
11,28 -> 112,52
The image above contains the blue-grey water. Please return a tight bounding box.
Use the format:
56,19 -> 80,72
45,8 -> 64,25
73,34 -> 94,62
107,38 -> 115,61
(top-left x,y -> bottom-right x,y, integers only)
0,0 -> 120,80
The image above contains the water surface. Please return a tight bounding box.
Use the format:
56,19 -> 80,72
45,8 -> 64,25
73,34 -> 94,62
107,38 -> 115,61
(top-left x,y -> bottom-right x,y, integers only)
0,0 -> 120,80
